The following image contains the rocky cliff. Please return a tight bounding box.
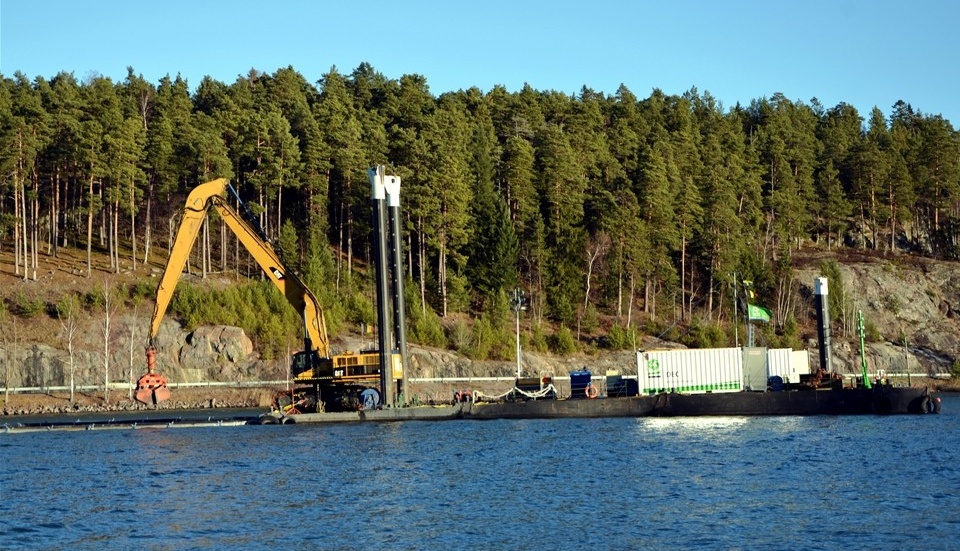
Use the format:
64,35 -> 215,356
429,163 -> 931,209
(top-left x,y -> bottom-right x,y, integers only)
794,255 -> 960,375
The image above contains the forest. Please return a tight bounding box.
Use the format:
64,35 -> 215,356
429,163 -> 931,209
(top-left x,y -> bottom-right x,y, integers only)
1,63 -> 959,361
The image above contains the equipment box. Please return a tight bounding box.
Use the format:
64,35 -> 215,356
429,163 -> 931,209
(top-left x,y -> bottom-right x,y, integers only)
570,370 -> 592,398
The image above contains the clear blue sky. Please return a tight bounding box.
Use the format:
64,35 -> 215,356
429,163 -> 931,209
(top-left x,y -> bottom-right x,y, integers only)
2,0 -> 958,125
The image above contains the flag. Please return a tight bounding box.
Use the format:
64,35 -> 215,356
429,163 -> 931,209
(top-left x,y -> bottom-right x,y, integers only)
747,304 -> 772,322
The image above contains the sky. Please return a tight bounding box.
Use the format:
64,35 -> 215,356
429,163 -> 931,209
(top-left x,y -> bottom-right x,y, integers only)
1,0 -> 958,125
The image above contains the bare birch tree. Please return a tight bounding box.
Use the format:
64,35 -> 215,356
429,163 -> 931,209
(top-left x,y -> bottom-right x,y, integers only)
101,279 -> 114,402
1,310 -> 12,402
579,233 -> 610,340
57,294 -> 81,403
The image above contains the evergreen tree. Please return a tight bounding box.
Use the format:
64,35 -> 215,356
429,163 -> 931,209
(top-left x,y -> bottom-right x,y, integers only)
751,94 -> 818,258
315,67 -> 367,282
1,73 -> 49,280
851,108 -> 890,249
637,138 -> 679,319
668,93 -> 704,318
814,103 -> 859,249
692,96 -> 748,319
38,72 -> 84,256
420,98 -> 472,316
535,123 -> 586,323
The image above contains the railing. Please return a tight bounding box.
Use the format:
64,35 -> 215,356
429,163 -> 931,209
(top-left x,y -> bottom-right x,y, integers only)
0,380 -> 289,394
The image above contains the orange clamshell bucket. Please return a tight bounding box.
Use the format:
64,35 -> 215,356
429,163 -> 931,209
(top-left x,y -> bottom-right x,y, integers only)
136,347 -> 172,405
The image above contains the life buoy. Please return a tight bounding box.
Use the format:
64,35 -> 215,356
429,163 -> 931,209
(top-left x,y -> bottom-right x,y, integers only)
585,384 -> 599,399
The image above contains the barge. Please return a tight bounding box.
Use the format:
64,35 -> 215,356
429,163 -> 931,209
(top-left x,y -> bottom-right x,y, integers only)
1,381 -> 938,434
257,326 -> 942,424
254,375 -> 939,425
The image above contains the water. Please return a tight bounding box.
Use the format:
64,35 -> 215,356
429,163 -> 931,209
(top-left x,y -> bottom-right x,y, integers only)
2,396 -> 959,550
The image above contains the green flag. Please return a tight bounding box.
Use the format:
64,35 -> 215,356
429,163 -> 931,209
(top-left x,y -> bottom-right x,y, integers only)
747,304 -> 772,322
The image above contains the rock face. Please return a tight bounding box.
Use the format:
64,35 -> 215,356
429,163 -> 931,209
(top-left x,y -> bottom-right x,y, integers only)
795,258 -> 960,375
177,325 -> 255,380
0,320 -> 266,390
155,321 -> 263,382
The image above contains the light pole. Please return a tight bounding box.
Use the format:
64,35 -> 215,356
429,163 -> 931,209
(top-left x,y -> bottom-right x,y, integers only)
510,287 -> 527,379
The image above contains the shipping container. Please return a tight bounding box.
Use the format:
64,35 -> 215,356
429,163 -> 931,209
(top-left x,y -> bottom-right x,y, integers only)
637,348 -> 743,395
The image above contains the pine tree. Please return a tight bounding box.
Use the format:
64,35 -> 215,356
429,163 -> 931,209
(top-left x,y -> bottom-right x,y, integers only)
637,138 -> 679,319
814,103 -> 858,249
421,98 -> 472,316
536,124 -> 586,323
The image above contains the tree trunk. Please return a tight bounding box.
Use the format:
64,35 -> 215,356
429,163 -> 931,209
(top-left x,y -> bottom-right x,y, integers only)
102,282 -> 111,403
201,215 -> 208,279
347,207 -> 353,280
439,230 -> 448,318
113,199 -> 121,273
86,175 -> 94,278
418,216 -> 426,318
13,171 -> 20,276
129,176 -> 137,271
13,131 -> 23,278
707,262 -> 716,321
142,184 -> 152,266
277,185 -> 283,244
99,185 -> 106,248
21,170 -> 30,281
680,235 -> 686,320
221,217 -> 227,273
29,174 -> 38,280
644,275 -> 651,315
616,244 -> 624,320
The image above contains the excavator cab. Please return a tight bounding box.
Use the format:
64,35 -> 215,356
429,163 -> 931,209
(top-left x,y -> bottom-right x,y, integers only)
291,350 -> 320,378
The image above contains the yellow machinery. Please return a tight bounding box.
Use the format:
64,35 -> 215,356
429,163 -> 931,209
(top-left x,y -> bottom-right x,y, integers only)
136,178 -> 400,411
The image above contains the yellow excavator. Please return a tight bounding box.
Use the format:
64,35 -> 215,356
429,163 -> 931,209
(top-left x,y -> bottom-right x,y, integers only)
135,178 -> 401,412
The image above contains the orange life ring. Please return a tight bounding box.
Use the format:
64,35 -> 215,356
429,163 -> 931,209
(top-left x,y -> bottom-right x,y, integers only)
585,384 -> 599,399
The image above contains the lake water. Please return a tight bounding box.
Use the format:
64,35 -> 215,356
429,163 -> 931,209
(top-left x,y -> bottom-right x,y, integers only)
2,396 -> 959,550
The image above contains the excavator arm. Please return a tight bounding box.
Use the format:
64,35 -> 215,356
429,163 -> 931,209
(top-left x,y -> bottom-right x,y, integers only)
137,178 -> 330,405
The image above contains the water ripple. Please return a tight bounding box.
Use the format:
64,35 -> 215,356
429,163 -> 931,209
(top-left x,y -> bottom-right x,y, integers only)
3,397 -> 960,550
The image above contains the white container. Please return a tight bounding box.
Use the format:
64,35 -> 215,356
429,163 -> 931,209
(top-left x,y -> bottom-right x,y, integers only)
637,348 -> 743,395
767,348 -> 809,384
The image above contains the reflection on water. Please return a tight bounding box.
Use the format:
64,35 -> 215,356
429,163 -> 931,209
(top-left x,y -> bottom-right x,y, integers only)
641,415 -> 751,434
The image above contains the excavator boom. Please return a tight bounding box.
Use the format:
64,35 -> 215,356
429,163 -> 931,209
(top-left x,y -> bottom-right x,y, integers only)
137,178 -> 330,405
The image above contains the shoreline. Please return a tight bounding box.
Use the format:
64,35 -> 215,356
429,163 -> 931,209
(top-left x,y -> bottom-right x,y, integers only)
1,388 -> 275,417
